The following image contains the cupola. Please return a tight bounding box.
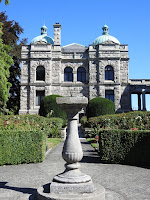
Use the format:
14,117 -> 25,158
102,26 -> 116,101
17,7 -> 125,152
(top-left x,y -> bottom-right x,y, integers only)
31,24 -> 54,44
41,24 -> 47,35
93,24 -> 120,45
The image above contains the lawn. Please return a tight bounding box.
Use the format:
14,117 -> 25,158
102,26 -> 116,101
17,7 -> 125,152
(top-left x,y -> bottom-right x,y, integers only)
86,138 -> 99,150
47,138 -> 62,150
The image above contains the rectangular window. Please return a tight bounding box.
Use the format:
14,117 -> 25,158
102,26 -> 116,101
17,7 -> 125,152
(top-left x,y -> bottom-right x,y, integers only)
105,90 -> 114,102
36,91 -> 45,106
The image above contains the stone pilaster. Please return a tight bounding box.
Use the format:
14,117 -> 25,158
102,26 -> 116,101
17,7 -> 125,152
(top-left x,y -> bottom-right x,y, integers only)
19,86 -> 29,114
29,86 -> 36,113
114,85 -> 121,110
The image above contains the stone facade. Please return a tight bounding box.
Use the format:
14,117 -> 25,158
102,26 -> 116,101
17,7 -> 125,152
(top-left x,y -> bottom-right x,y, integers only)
19,23 -> 150,115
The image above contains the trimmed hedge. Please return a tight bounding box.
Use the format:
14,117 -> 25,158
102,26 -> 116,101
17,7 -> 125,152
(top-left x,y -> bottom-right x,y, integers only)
86,97 -> 115,118
98,129 -> 150,166
39,95 -> 67,126
0,130 -> 47,166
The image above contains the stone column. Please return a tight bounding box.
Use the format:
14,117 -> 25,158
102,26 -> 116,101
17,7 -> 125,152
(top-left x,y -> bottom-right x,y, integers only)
130,93 -> 132,110
142,90 -> 146,111
138,94 -> 141,111
74,71 -> 77,82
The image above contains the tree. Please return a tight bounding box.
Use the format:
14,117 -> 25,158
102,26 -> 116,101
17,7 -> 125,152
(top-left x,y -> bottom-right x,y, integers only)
0,0 -> 10,5
0,22 -> 13,113
86,97 -> 115,118
0,12 -> 27,114
39,95 -> 67,126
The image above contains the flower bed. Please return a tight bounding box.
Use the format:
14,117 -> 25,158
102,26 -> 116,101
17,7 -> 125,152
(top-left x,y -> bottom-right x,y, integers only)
0,114 -> 63,138
87,111 -> 150,130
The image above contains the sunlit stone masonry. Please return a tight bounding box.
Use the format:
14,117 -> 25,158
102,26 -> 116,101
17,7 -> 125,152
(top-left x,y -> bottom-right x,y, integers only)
19,23 -> 150,115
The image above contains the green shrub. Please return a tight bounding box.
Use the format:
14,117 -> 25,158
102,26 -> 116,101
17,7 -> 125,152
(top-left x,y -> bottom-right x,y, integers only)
97,129 -> 150,166
0,130 -> 47,166
80,116 -> 88,127
86,97 -> 115,118
88,111 -> 150,130
47,117 -> 64,138
39,95 -> 67,125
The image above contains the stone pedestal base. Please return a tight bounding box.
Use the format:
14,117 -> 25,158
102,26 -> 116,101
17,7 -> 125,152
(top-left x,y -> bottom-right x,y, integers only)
36,183 -> 105,200
50,180 -> 94,194
36,184 -> 126,200
52,169 -> 92,184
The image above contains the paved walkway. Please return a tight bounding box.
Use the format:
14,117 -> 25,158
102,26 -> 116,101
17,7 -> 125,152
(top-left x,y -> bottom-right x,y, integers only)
0,137 -> 150,200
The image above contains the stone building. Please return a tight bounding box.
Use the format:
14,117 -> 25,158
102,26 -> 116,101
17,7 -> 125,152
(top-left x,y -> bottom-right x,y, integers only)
19,23 -> 150,115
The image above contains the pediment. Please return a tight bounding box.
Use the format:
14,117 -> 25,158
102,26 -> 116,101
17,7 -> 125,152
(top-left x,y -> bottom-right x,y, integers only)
62,43 -> 87,52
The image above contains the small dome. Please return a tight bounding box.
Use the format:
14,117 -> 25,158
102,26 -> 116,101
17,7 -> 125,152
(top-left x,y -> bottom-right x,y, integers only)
31,25 -> 54,44
41,25 -> 47,30
93,24 -> 120,45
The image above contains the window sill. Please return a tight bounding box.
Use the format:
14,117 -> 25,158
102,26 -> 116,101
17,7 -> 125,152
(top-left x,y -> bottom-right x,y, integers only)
104,80 -> 114,82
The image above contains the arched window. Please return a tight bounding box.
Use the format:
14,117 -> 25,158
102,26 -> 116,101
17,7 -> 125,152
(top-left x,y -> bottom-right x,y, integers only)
64,67 -> 73,82
77,67 -> 86,82
105,66 -> 114,81
105,90 -> 114,102
36,66 -> 45,81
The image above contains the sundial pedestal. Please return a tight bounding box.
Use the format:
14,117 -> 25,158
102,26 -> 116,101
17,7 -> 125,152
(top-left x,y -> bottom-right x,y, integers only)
37,97 -> 106,200
50,97 -> 97,197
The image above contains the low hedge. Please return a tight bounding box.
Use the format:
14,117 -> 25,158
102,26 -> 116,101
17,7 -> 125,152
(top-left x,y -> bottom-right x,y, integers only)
98,129 -> 150,166
0,130 -> 47,166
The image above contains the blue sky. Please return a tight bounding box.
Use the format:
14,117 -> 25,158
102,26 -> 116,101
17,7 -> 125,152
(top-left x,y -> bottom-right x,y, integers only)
1,0 -> 150,110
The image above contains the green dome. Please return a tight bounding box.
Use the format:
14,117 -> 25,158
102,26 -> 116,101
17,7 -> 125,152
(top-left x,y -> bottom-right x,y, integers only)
93,24 -> 120,45
31,25 -> 54,44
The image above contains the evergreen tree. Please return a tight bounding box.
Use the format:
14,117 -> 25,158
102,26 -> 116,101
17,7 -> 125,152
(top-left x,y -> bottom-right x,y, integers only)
0,22 -> 13,113
0,12 -> 27,114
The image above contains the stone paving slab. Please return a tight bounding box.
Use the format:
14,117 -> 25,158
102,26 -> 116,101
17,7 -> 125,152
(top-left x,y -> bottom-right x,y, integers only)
0,139 -> 150,200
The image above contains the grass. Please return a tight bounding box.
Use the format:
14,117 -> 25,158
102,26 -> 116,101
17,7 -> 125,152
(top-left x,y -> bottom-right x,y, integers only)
47,138 -> 62,150
86,138 -> 99,149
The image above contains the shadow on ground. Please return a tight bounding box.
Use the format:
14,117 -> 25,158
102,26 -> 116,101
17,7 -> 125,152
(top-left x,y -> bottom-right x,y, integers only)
0,182 -> 36,200
81,155 -> 101,163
